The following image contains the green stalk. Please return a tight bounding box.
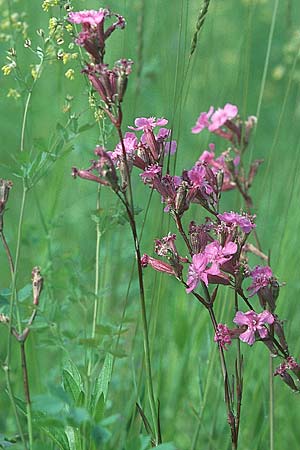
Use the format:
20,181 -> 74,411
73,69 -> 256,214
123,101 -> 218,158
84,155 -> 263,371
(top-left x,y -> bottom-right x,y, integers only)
20,90 -> 33,152
269,355 -> 274,450
1,192 -> 27,447
115,124 -> 159,444
5,184 -> 28,444
87,185 -> 102,378
20,341 -> 33,450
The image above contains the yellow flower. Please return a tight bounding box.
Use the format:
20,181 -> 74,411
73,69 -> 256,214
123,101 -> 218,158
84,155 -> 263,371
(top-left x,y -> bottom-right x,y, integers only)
94,109 -> 104,122
48,17 -> 58,33
65,24 -> 73,33
2,62 -> 16,75
62,52 -> 70,64
31,64 -> 41,80
7,88 -> 21,99
65,69 -> 75,80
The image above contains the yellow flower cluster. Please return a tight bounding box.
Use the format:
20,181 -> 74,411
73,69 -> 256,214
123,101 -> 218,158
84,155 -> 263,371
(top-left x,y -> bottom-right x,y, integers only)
42,0 -> 59,12
62,52 -> 78,65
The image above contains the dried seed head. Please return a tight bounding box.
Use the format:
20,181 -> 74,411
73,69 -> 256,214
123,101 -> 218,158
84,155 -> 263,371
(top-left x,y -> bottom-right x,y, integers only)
0,179 -> 13,231
32,266 -> 43,306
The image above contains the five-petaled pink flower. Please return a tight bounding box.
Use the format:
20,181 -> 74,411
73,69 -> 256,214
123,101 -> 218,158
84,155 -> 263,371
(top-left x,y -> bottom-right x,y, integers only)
192,107 -> 214,133
218,211 -> 255,234
233,310 -> 274,345
129,117 -> 168,131
247,265 -> 273,297
208,103 -> 238,132
186,253 -> 209,292
204,241 -> 238,275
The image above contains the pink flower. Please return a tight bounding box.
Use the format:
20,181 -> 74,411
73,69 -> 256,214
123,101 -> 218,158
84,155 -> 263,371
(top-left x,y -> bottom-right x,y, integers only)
186,240 -> 237,292
218,211 -> 255,234
214,324 -> 232,350
140,164 -> 162,183
110,132 -> 138,163
208,103 -> 238,132
192,104 -> 238,134
247,265 -> 273,297
187,164 -> 213,194
233,310 -> 274,345
68,9 -> 109,26
204,241 -> 237,275
129,117 -> 168,131
186,253 -> 209,292
192,107 -> 214,133
164,140 -> 177,155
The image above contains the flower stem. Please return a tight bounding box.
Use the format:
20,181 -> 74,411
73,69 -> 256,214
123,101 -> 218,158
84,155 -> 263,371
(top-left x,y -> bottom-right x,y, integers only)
20,341 -> 33,449
87,185 -> 102,378
3,361 -> 27,447
269,354 -> 274,450
115,124 -> 159,444
20,89 -> 33,152
5,183 -> 28,445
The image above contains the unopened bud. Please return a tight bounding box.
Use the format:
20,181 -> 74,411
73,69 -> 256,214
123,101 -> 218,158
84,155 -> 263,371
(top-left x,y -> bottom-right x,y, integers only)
24,39 -> 31,48
7,48 -> 16,57
36,28 -> 45,37
175,182 -> 189,216
275,370 -> 298,392
274,318 -> 288,352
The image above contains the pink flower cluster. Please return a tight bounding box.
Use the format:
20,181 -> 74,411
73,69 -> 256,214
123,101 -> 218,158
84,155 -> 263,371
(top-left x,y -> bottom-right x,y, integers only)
186,240 -> 237,292
68,9 -> 125,64
68,9 -> 110,26
192,103 -> 238,135
218,211 -> 256,234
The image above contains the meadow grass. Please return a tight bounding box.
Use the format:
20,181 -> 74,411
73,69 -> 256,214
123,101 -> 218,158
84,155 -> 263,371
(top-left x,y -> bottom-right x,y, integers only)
0,0 -> 300,449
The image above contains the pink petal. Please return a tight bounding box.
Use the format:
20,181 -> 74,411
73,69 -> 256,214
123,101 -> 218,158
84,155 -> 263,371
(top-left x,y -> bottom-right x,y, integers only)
239,329 -> 255,345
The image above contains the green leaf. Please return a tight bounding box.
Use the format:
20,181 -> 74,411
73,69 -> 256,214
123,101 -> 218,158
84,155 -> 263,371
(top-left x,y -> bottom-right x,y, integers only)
0,434 -> 15,448
91,353 -> 113,415
56,123 -> 69,142
93,394 -> 104,423
156,443 -> 177,450
78,122 -> 96,133
41,427 -> 70,450
18,284 -> 32,303
62,370 -> 81,405
91,424 -> 111,445
65,426 -> 82,450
